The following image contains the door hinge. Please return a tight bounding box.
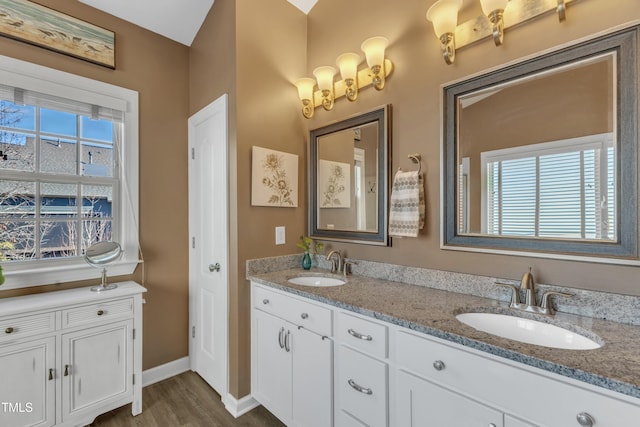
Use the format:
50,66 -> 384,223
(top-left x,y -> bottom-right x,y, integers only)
191,147 -> 195,159
192,326 -> 196,338
132,328 -> 136,340
192,237 -> 195,249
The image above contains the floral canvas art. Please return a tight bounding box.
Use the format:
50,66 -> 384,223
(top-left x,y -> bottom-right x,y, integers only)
251,146 -> 298,207
318,159 -> 351,208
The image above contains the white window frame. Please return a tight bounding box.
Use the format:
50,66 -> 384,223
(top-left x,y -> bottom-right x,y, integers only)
480,133 -> 614,238
0,55 -> 139,290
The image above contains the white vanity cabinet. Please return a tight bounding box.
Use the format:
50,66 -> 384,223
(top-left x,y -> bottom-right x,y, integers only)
335,312 -> 389,427
251,283 -> 333,427
0,281 -> 145,427
394,329 -> 640,427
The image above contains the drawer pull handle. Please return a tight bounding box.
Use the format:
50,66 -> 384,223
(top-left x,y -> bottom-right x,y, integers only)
5,327 -> 14,334
284,330 -> 291,352
64,365 -> 71,377
278,327 -> 285,349
433,360 -> 446,371
348,379 -> 373,395
301,313 -> 309,319
576,412 -> 595,427
97,310 -> 105,316
347,328 -> 373,341
262,299 -> 269,305
489,424 -> 497,427
48,369 -> 54,381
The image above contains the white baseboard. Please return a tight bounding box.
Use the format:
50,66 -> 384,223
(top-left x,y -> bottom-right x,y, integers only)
142,356 -> 190,387
223,393 -> 260,418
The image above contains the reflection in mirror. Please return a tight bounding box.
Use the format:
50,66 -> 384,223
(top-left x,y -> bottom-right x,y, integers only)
458,54 -> 615,240
443,26 -> 638,262
85,241 -> 122,292
310,105 -> 390,245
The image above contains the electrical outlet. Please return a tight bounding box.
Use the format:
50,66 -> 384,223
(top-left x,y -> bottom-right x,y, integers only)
275,226 -> 286,245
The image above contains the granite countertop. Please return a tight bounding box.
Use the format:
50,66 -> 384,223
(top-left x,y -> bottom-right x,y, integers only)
248,268 -> 640,400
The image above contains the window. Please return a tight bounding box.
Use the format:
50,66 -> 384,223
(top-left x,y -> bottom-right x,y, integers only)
479,134 -> 615,240
0,56 -> 138,289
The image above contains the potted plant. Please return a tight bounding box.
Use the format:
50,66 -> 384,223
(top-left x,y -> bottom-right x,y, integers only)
296,236 -> 324,270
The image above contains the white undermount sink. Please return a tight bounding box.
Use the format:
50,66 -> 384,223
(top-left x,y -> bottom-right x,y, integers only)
456,312 -> 601,350
287,276 -> 346,287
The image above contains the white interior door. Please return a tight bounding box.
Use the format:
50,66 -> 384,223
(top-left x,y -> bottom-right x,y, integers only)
188,94 -> 229,398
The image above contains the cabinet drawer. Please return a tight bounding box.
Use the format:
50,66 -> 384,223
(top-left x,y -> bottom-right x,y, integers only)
396,330 -> 640,426
337,312 -> 388,359
62,298 -> 133,328
337,345 -> 387,427
253,285 -> 331,336
0,312 -> 56,343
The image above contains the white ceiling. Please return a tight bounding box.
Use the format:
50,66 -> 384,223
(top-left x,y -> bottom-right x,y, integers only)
79,0 -> 319,46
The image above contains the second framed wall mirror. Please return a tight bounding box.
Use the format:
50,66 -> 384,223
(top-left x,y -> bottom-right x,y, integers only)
309,105 -> 391,246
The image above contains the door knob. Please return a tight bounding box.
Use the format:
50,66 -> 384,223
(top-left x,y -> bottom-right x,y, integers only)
209,263 -> 221,272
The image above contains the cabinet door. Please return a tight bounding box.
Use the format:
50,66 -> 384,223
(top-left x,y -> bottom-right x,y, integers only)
252,309 -> 292,424
0,337 -> 55,427
292,326 -> 333,427
61,320 -> 133,421
396,370 -> 503,427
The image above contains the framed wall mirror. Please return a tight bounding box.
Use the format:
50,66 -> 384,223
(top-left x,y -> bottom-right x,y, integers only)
442,25 -> 639,263
310,105 -> 391,246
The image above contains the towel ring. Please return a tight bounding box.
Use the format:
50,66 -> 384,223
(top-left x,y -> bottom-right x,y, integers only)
408,153 -> 422,174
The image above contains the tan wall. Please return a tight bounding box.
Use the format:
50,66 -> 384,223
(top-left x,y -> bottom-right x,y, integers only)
2,0 -> 640,403
302,0 -> 640,298
189,0 -> 307,397
0,1 -> 191,371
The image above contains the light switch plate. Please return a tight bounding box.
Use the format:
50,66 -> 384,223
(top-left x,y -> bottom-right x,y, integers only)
275,226 -> 286,245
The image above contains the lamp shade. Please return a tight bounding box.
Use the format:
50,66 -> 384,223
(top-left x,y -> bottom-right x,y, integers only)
480,0 -> 509,15
294,78 -> 316,101
313,66 -> 336,91
361,36 -> 389,68
336,52 -> 361,81
426,0 -> 463,37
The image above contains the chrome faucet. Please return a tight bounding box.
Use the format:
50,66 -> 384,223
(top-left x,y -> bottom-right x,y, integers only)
326,250 -> 342,273
496,268 -> 572,316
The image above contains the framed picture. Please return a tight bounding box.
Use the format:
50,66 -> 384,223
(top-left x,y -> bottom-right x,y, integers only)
251,146 -> 298,207
318,159 -> 351,208
0,0 -> 115,69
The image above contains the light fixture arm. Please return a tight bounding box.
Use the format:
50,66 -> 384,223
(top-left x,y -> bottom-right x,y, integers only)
301,98 -> 314,119
344,75 -> 359,101
487,9 -> 505,46
320,87 -> 335,111
557,0 -> 566,22
440,33 -> 456,65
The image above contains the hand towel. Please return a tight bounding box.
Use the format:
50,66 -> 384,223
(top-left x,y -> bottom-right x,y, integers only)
388,169 -> 425,238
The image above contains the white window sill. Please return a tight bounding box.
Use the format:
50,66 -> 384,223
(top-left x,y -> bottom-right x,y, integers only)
0,260 -> 139,291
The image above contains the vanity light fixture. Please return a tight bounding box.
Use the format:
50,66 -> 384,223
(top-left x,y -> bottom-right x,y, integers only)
427,0 -> 579,65
480,0 -> 509,46
336,52 -> 361,101
361,36 -> 389,90
294,77 -> 316,119
426,0 -> 463,65
313,66 -> 336,111
294,36 -> 393,118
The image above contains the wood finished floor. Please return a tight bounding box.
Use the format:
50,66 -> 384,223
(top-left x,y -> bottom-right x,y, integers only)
89,371 -> 285,427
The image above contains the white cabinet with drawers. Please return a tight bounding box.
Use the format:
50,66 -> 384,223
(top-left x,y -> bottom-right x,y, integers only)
335,312 -> 389,427
394,329 -> 640,427
251,283 -> 333,427
0,281 -> 145,427
249,279 -> 640,427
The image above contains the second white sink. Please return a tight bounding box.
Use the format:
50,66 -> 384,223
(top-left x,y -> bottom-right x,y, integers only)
288,276 -> 346,287
456,312 -> 601,350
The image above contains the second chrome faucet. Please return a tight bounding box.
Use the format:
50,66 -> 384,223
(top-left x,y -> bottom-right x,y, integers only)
496,268 -> 572,316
